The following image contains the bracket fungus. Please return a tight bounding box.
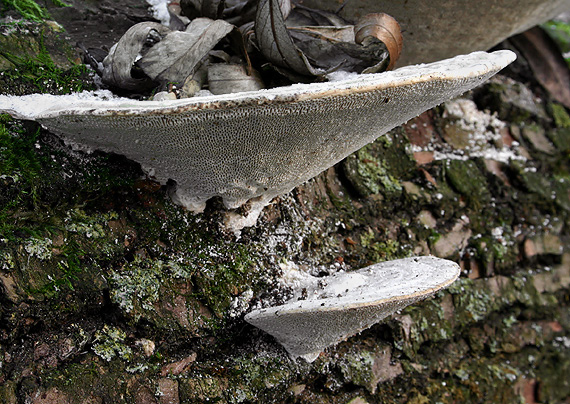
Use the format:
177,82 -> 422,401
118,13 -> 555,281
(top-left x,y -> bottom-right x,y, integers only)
244,256 -> 461,362
0,50 -> 515,226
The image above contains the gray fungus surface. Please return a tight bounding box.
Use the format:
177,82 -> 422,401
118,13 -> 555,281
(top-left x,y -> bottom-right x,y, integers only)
0,50 -> 516,221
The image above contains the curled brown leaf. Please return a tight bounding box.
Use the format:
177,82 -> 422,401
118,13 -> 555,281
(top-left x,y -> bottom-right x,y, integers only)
286,4 -> 349,28
208,64 -> 265,95
355,13 -> 403,70
137,18 -> 236,85
102,22 -> 170,91
180,0 -> 225,20
254,0 -> 320,76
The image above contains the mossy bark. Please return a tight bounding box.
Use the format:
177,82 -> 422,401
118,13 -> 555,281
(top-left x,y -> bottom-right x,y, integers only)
1,9 -> 569,404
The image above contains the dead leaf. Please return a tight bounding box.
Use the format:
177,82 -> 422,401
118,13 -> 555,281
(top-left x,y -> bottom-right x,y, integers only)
288,25 -> 391,73
288,27 -> 360,71
137,18 -> 236,85
166,2 -> 191,30
102,22 -> 170,91
288,26 -> 355,42
355,13 -> 403,71
222,0 -> 258,26
100,0 -> 403,96
286,4 -> 349,28
209,49 -> 232,63
510,26 -> 570,109
180,0 -> 225,20
254,0 -> 321,76
208,64 -> 265,94
180,62 -> 209,97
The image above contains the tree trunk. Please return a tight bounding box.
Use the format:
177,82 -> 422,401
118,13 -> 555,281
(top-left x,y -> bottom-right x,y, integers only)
0,3 -> 569,403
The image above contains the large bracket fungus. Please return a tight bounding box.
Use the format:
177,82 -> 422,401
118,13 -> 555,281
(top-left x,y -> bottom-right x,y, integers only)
0,50 -> 515,227
245,256 -> 461,362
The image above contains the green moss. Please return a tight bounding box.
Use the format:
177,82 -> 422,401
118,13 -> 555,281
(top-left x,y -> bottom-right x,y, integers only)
398,296 -> 454,357
193,243 -> 256,319
105,234 -> 258,331
1,20 -> 93,94
0,43 -> 91,95
33,247 -> 83,297
0,0 -> 69,22
40,358 -> 132,404
0,113 -> 139,241
0,121 -> 125,300
445,159 -> 489,207
359,227 -> 409,262
515,163 -> 570,212
470,230 -> 518,275
427,229 -> 442,245
341,129 -> 417,200
0,118 -> 51,239
533,344 -> 570,402
441,359 -> 522,403
550,103 -> 570,129
547,127 -> 570,153
343,147 -> 402,198
543,20 -> 570,64
0,54 -> 90,94
338,349 -> 376,391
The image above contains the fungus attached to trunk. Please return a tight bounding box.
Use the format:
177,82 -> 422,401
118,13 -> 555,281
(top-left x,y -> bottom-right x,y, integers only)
244,256 -> 461,362
0,51 -> 515,227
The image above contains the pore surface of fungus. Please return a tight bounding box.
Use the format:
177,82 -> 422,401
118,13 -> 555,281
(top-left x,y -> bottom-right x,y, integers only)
0,50 -> 515,217
244,256 -> 461,362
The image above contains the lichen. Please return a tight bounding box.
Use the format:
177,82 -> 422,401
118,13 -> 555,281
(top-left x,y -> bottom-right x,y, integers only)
109,258 -> 166,316
359,227 -> 409,262
0,17 -> 568,403
448,278 -> 495,323
92,325 -> 133,362
24,236 -> 52,260
338,349 -> 378,392
343,146 -> 403,198
228,354 -> 294,401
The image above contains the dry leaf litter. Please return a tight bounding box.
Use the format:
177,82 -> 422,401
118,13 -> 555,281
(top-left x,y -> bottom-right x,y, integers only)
87,0 -> 403,99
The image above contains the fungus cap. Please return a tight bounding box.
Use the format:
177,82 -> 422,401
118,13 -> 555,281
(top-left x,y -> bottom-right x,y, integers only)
0,50 -> 515,217
244,256 -> 461,362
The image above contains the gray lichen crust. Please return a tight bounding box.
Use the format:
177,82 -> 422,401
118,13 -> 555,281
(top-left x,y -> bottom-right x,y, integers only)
244,256 -> 461,362
0,50 -> 515,214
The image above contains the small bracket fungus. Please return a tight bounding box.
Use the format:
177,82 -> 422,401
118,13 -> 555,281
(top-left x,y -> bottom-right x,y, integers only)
244,256 -> 461,362
0,51 -> 515,227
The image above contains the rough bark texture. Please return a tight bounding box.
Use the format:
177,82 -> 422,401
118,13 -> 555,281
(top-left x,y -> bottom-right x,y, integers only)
1,3 -> 570,404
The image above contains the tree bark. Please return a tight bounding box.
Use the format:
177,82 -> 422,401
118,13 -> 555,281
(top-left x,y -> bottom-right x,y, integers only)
0,4 -> 569,404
